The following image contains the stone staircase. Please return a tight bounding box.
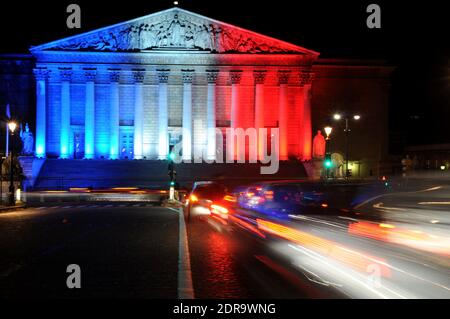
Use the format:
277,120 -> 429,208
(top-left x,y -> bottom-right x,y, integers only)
32,159 -> 308,190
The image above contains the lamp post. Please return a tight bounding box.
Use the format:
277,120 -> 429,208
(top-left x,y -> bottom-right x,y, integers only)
323,126 -> 333,179
8,121 -> 17,206
333,113 -> 360,179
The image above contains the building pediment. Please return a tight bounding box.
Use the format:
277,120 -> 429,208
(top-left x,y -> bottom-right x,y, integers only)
30,7 -> 319,55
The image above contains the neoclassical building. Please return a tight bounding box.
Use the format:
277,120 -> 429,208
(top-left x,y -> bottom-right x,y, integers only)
30,7 -> 320,162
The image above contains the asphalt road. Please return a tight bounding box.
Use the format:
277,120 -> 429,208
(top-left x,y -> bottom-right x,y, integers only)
0,201 -> 337,298
1,178 -> 449,299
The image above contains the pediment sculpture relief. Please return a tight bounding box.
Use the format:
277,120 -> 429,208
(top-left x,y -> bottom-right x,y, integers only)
50,11 -> 302,54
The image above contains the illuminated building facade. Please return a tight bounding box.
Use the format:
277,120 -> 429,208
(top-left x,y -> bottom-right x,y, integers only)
0,7 -> 393,182
30,7 -> 320,161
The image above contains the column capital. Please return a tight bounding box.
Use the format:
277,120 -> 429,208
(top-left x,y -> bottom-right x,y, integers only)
299,71 -> 315,87
277,70 -> 291,85
181,69 -> 195,84
58,68 -> 73,81
229,70 -> 243,85
157,69 -> 170,84
132,69 -> 145,83
108,68 -> 121,82
83,68 -> 97,82
206,70 -> 219,84
33,68 -> 50,80
253,70 -> 267,85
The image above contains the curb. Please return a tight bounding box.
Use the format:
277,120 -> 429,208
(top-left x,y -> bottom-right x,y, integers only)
0,204 -> 27,213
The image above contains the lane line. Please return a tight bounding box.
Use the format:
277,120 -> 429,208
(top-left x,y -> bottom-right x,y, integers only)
167,206 -> 194,299
418,201 -> 450,205
354,184 -> 443,210
373,202 -> 406,211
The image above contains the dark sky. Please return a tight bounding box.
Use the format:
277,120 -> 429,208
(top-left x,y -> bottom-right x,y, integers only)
1,0 -> 449,149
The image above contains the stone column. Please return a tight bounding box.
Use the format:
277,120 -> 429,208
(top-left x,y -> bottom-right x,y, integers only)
181,70 -> 194,161
229,70 -> 242,128
206,70 -> 218,161
132,69 -> 145,160
229,70 -> 242,160
278,70 -> 290,161
84,68 -> 97,159
108,69 -> 120,159
157,69 -> 170,160
300,71 -> 314,161
254,70 -> 267,160
59,68 -> 72,159
33,68 -> 49,158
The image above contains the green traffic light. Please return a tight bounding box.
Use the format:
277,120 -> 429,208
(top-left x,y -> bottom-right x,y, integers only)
168,152 -> 175,161
170,181 -> 175,186
324,160 -> 332,168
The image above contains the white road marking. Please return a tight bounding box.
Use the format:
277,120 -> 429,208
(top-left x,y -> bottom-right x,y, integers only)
354,194 -> 385,209
354,185 -> 443,210
420,186 -> 443,192
167,206 -> 194,299
418,201 -> 450,205
373,202 -> 406,211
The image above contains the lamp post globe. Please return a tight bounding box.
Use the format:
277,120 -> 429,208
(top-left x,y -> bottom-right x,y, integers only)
324,126 -> 333,140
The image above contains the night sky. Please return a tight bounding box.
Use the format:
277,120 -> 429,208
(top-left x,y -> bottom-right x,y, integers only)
1,0 -> 448,151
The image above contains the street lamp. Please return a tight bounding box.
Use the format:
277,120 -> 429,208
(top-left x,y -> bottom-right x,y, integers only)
333,113 -> 361,179
8,122 -> 17,133
323,126 -> 333,179
8,121 -> 17,206
324,126 -> 333,140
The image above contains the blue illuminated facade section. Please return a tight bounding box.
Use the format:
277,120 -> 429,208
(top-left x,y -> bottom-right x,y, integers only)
33,68 -> 49,158
94,84 -> 110,158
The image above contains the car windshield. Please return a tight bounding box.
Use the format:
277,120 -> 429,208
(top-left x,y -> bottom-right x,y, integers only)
193,184 -> 227,200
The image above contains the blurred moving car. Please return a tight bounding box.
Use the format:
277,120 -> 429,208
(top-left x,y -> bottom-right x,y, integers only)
236,181 -> 344,217
213,180 -> 366,238
184,181 -> 229,220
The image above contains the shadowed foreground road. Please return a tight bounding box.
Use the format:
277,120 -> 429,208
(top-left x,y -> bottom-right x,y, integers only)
0,205 -> 179,298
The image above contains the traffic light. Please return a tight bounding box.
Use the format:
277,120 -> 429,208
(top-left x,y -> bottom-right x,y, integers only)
168,164 -> 176,182
324,153 -> 332,168
168,145 -> 176,188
